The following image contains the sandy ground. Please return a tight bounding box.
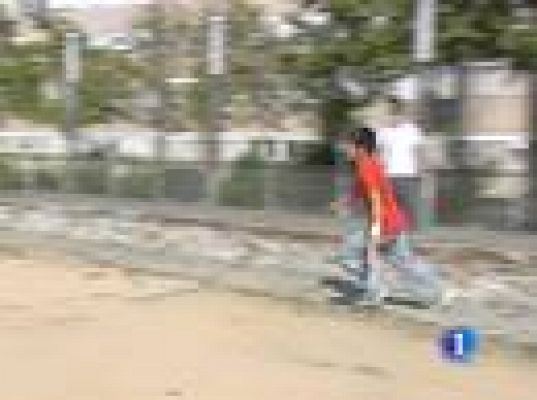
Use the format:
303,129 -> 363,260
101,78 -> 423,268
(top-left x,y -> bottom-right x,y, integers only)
0,252 -> 535,400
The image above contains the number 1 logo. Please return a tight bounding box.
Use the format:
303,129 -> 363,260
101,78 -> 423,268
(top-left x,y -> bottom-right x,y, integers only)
439,327 -> 480,363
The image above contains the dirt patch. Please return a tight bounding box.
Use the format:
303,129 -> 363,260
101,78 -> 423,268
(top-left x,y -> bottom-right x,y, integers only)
0,253 -> 535,400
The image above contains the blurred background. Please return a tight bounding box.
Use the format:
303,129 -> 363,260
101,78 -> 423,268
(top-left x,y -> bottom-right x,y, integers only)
0,0 -> 535,232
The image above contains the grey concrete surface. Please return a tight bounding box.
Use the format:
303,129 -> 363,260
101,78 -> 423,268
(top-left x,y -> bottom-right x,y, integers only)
0,194 -> 536,355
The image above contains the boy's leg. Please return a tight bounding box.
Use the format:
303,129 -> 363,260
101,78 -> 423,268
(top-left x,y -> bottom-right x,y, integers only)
378,232 -> 412,269
385,232 -> 443,303
337,206 -> 372,296
342,208 -> 389,302
393,177 -> 428,231
341,205 -> 367,267
362,241 -> 385,302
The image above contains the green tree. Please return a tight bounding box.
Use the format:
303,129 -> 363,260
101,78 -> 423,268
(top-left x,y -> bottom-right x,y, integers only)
277,0 -> 414,140
79,47 -> 142,125
0,14 -> 142,128
434,0 -> 535,140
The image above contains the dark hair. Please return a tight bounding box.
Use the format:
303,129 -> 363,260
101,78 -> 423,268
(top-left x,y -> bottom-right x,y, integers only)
354,127 -> 377,155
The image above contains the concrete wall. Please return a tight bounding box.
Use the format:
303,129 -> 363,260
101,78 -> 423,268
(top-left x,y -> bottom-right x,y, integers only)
464,68 -> 530,135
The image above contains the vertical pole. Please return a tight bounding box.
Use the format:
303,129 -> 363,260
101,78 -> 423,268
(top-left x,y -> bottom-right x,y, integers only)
414,0 -> 437,231
63,31 -> 80,196
455,63 -> 470,223
205,1 -> 227,206
151,0 -> 168,200
529,72 -> 537,231
106,140 -> 117,198
524,0 -> 537,231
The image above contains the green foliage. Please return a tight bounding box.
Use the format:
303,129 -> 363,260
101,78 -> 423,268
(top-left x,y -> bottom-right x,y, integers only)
2,0 -> 534,135
278,0 -> 536,141
219,147 -> 265,209
439,1 -> 533,69
117,163 -> 159,199
67,160 -> 107,195
300,141 -> 336,166
34,168 -> 60,191
273,164 -> 333,212
78,48 -> 142,125
133,5 -> 207,131
187,70 -> 210,132
0,157 -> 23,190
436,0 -> 536,70
278,0 -> 414,138
229,0 -> 263,98
0,14 -> 142,127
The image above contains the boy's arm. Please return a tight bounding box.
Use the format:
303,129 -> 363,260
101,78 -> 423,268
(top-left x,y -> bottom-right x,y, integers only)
330,189 -> 355,213
331,146 -> 356,213
369,189 -> 382,239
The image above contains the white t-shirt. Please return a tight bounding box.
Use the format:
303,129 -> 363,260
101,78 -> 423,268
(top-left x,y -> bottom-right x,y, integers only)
377,122 -> 422,177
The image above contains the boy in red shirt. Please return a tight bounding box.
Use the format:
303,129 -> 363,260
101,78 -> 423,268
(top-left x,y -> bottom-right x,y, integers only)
347,127 -> 408,243
332,127 -> 410,300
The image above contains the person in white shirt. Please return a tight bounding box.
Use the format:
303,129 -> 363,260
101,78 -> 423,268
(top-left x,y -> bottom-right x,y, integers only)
377,97 -> 425,231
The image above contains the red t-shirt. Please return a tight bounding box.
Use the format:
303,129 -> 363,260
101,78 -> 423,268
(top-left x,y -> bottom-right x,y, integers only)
353,155 -> 408,238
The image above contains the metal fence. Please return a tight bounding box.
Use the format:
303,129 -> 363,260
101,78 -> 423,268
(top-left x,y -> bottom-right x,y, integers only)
0,139 -> 335,214
0,137 -> 532,231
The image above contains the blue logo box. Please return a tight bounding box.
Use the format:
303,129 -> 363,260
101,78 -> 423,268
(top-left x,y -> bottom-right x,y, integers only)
439,327 -> 480,363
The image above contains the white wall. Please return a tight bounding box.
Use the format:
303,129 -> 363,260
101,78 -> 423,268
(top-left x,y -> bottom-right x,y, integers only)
0,130 -> 321,162
0,132 -> 65,153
